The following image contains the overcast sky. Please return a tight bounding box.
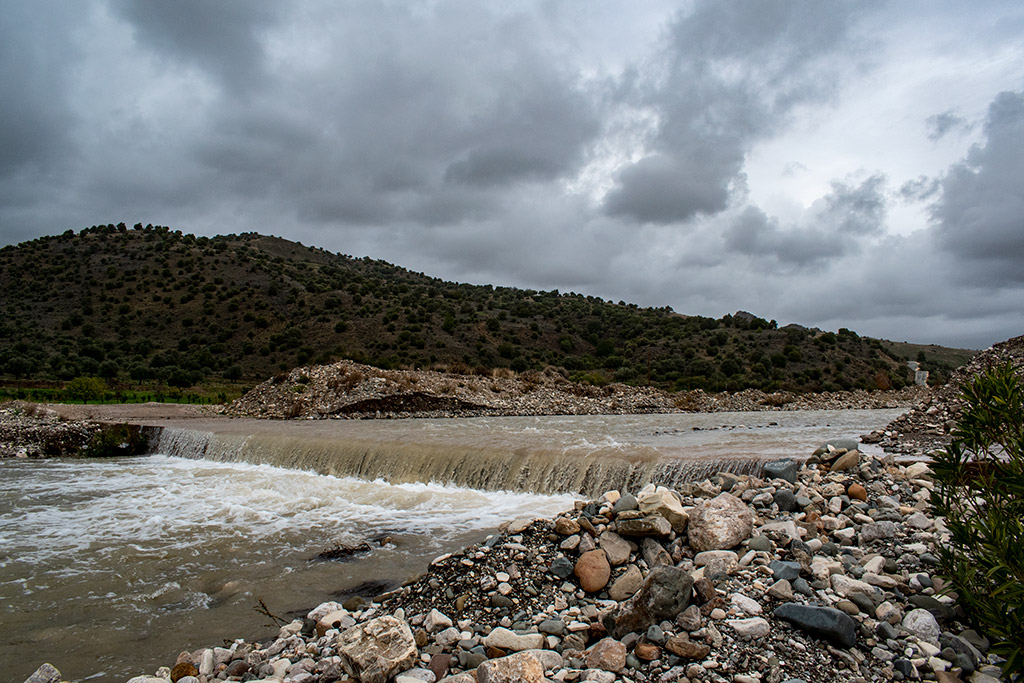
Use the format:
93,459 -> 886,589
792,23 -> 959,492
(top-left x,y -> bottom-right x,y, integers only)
2,1 -> 1022,349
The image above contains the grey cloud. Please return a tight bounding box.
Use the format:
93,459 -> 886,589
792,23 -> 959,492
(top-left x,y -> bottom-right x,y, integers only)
604,154 -> 737,224
931,89 -> 1024,281
112,0 -> 280,90
899,176 -> 941,202
820,174 -> 887,237
0,3 -> 86,179
170,3 -> 603,227
603,1 -> 863,224
724,206 -> 844,267
926,110 -> 972,141
723,174 -> 888,266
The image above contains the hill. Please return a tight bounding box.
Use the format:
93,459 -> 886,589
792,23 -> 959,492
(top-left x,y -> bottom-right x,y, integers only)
0,223 -> 973,392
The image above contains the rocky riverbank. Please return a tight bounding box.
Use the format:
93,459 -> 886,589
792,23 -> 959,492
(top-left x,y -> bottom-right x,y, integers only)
866,334 -> 1024,457
0,402 -> 98,458
50,442 -> 1002,683
225,360 -> 927,420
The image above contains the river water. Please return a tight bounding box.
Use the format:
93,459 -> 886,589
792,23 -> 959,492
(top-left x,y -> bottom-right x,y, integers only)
0,409 -> 902,682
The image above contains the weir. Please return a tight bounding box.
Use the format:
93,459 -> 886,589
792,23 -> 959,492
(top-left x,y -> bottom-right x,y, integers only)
148,425 -> 771,496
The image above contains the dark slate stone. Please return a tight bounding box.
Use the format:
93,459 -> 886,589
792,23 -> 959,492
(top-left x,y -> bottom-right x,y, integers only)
960,629 -> 991,654
876,622 -> 898,640
490,595 -> 513,608
893,659 -> 915,677
773,603 -> 857,648
819,542 -> 839,556
908,595 -> 951,621
549,556 -> 574,579
915,573 -> 933,588
604,565 -> 694,638
792,578 -> 814,597
774,489 -> 798,512
769,560 -> 801,582
788,539 -> 811,556
919,552 -> 940,565
763,459 -> 799,483
539,619 -> 566,635
850,593 -> 876,617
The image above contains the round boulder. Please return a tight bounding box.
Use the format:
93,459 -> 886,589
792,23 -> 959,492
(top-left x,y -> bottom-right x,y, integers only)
687,493 -> 753,552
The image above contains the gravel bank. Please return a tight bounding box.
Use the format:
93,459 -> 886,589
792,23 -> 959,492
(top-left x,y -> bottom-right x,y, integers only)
225,360 -> 926,420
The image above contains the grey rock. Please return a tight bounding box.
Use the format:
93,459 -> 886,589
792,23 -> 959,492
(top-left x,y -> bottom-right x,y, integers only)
773,489 -> 798,512
616,516 -> 672,538
604,565 -> 694,638
769,560 -> 801,582
959,629 -> 991,653
641,537 -> 672,568
549,556 -> 574,578
876,621 -> 898,640
822,438 -> 860,452
747,535 -> 772,552
907,594 -> 951,621
613,492 -> 638,513
539,619 -> 566,635
860,521 -> 897,543
773,603 -> 857,648
762,459 -> 799,484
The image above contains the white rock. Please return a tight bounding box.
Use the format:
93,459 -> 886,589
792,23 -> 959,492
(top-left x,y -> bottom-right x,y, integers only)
863,572 -> 898,589
638,487 -> 690,532
425,609 -> 453,633
862,555 -> 886,574
483,627 -> 546,652
904,462 -> 933,480
902,609 -> 940,644
727,617 -> 770,639
830,574 -> 876,598
730,593 -> 763,616
434,627 -> 462,647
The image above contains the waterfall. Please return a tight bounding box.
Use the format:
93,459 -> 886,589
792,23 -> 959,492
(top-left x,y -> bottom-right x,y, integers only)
146,424 -> 769,497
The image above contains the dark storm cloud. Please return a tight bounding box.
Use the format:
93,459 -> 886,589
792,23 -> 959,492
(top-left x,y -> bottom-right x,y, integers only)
161,2 -> 604,228
926,110 -> 972,141
0,3 -> 85,179
930,90 -> 1024,281
723,174 -> 887,266
604,1 -> 863,224
111,0 -> 280,90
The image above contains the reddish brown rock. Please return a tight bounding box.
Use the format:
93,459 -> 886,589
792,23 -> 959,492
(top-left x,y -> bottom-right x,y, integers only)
575,549 -> 611,593
847,482 -> 867,501
634,642 -> 661,660
665,634 -> 711,659
586,637 -> 626,673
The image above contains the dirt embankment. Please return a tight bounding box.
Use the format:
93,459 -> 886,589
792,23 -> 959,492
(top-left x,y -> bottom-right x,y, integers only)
225,360 -> 927,420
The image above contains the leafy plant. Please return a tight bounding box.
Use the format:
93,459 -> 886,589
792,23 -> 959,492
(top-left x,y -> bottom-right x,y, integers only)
930,361 -> 1024,680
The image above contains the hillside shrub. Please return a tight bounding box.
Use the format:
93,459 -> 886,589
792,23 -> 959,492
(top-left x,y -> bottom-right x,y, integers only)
930,361 -> 1024,680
